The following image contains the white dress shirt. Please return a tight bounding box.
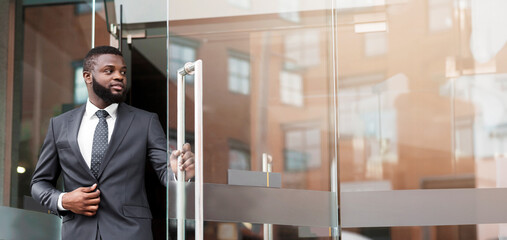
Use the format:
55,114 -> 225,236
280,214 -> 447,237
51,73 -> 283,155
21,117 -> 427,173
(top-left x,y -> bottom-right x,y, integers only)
77,100 -> 118,168
58,100 -> 118,211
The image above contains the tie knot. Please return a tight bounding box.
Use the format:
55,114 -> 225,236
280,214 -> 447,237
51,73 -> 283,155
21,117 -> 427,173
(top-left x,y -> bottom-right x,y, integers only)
95,110 -> 109,119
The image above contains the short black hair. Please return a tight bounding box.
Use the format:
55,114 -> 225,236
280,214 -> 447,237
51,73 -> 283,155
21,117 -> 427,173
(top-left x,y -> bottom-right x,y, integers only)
83,46 -> 123,72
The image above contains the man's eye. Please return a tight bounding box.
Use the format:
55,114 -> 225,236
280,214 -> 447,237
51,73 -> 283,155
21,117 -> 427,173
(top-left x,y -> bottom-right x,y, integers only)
105,69 -> 112,74
120,71 -> 126,75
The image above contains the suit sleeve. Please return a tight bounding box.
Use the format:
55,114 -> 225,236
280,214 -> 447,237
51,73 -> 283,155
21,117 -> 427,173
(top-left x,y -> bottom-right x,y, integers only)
147,113 -> 171,187
30,118 -> 63,216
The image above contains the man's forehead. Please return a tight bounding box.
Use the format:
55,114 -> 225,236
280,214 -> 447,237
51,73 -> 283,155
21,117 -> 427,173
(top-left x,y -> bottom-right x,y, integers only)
95,54 -> 126,67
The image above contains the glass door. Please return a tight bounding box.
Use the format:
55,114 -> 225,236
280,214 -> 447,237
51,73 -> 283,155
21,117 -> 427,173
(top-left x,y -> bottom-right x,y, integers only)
166,1 -> 339,239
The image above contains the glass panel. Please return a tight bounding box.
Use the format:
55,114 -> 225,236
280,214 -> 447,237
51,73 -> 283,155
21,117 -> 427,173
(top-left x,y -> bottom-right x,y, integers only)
1,0 -> 109,238
169,0 -> 336,188
337,0 -> 507,191
337,0 -> 507,237
167,0 -> 339,239
16,0 -> 109,207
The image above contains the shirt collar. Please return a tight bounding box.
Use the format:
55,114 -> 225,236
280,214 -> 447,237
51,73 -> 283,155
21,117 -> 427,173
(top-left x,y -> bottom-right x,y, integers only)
85,99 -> 119,120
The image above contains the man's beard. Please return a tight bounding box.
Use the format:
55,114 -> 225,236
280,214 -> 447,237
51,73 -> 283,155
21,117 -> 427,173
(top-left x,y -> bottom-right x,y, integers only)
92,75 -> 127,104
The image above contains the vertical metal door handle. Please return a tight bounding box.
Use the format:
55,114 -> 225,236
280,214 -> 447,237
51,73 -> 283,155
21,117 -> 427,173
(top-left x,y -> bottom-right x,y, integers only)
193,60 -> 204,240
176,65 -> 187,240
176,60 -> 204,240
262,153 -> 273,240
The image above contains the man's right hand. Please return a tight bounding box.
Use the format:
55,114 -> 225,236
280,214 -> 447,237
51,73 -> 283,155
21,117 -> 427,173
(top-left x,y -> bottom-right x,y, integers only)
62,183 -> 100,216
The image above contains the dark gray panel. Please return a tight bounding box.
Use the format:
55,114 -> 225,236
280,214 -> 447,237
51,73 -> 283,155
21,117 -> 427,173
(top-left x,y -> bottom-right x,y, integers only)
169,182 -> 338,227
23,0 -> 84,6
227,169 -> 281,188
0,206 -> 61,240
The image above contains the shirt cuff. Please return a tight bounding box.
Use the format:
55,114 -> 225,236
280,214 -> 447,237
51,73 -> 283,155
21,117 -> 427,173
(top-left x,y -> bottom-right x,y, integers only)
57,193 -> 68,211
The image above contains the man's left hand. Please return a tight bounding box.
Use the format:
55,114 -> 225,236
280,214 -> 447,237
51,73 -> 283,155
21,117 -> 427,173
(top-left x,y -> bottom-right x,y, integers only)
170,143 -> 195,181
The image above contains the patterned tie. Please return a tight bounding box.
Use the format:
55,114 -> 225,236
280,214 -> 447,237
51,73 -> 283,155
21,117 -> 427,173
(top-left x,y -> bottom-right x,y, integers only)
91,110 -> 109,179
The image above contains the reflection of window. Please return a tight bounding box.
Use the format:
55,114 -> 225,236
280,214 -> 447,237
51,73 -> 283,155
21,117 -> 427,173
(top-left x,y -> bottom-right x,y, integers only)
228,52 -> 250,95
228,139 -> 250,170
228,0 -> 250,9
280,71 -> 303,107
229,149 -> 250,170
364,32 -> 388,57
75,2 -> 104,15
429,0 -> 453,32
279,0 -> 300,22
456,118 -> 474,157
284,30 -> 320,68
169,37 -> 198,83
72,61 -> 87,105
284,125 -> 321,171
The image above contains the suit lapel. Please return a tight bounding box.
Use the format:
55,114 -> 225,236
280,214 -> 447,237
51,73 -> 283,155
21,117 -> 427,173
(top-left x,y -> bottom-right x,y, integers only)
67,105 -> 96,179
97,103 -> 135,178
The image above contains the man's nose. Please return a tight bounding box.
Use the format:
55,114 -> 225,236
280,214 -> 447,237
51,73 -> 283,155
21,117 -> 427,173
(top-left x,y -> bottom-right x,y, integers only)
112,71 -> 124,81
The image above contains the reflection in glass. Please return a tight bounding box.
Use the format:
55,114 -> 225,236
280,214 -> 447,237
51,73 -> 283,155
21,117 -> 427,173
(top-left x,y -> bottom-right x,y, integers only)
228,53 -> 250,95
167,0 -> 337,238
169,37 -> 198,82
339,0 -> 507,238
280,71 -> 303,107
12,1 -> 109,210
0,1 -> 109,238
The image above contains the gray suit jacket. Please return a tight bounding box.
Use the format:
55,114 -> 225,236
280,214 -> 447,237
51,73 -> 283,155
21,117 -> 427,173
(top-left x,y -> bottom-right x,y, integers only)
31,103 -> 170,240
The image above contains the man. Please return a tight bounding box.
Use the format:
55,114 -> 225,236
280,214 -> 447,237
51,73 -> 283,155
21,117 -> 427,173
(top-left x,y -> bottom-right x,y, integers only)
30,46 -> 194,240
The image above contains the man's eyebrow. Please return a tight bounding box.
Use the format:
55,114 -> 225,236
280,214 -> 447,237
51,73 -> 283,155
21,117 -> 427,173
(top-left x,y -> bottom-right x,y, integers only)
102,64 -> 127,69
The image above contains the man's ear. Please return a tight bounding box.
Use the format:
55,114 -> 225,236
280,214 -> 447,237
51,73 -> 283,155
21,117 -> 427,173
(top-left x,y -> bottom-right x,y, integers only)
83,71 -> 92,85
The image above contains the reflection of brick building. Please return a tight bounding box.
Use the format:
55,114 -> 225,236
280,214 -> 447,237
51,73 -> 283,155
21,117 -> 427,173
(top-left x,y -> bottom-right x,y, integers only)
168,12 -> 334,191
335,0 -> 487,239
336,0 -> 478,189
7,0 -> 507,239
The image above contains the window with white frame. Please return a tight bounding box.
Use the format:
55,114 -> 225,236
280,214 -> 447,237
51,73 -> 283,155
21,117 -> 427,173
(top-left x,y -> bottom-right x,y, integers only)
229,149 -> 250,170
228,139 -> 250,170
228,53 -> 250,95
284,30 -> 320,68
284,125 -> 321,171
280,71 -> 303,106
73,62 -> 87,105
169,38 -> 198,83
75,2 -> 104,15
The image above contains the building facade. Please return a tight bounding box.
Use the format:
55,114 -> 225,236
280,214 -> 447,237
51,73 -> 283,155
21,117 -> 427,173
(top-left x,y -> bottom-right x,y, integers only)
1,0 -> 507,239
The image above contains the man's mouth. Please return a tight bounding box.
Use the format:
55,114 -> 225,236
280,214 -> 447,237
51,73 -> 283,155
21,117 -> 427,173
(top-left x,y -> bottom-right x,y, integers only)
111,83 -> 124,92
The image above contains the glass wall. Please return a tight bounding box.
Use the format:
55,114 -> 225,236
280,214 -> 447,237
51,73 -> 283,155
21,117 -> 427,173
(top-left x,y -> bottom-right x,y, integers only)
0,1 -> 110,239
3,0 -> 507,239
338,0 -> 507,239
